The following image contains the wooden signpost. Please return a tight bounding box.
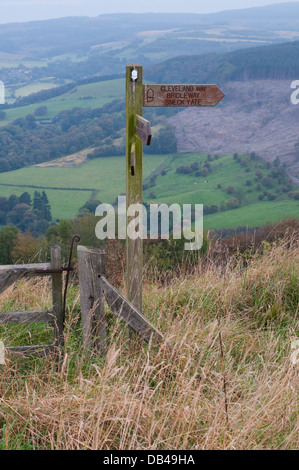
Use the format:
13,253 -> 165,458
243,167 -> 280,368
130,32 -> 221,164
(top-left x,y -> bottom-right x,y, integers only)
126,64 -> 224,323
126,65 -> 143,319
143,84 -> 224,108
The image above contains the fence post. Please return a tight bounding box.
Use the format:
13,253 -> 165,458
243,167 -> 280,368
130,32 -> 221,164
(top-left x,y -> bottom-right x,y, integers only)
51,245 -> 64,350
77,246 -> 106,355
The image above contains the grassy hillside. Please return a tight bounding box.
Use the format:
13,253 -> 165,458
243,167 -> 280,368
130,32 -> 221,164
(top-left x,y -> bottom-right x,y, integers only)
1,78 -> 125,126
203,199 -> 299,230
142,152 -> 299,229
0,151 -> 297,227
0,155 -> 167,220
0,238 -> 298,449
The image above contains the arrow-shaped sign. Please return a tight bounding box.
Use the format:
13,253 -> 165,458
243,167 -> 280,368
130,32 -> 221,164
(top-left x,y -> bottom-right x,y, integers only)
134,114 -> 152,146
143,84 -> 224,107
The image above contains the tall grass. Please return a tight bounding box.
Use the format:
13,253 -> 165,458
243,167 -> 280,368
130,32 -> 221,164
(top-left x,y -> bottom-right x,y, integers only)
0,239 -> 298,450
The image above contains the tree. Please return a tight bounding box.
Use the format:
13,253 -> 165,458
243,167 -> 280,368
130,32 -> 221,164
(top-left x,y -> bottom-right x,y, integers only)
34,105 -> 48,117
33,191 -> 43,213
25,114 -> 36,130
0,158 -> 10,172
11,232 -> 40,263
0,197 -> 9,213
0,210 -> 5,224
80,199 -> 102,214
202,166 -> 209,177
19,192 -> 32,205
6,203 -> 31,226
8,194 -> 19,210
72,213 -> 101,248
273,156 -> 280,168
0,226 -> 18,264
262,176 -> 274,189
41,191 -> 52,221
33,191 -> 52,221
226,185 -> 235,194
227,197 -> 240,210
146,126 -> 177,154
290,191 -> 299,200
255,170 -> 263,180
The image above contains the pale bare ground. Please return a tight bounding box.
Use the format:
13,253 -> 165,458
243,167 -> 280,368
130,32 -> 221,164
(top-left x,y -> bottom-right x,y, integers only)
177,37 -> 271,43
137,29 -> 179,37
0,240 -> 298,450
34,148 -> 95,168
169,80 -> 299,185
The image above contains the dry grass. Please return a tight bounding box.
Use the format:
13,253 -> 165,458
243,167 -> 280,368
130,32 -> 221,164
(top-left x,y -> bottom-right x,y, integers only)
0,239 -> 298,450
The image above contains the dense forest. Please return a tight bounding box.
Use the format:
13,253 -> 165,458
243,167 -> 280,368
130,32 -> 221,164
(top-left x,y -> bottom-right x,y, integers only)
146,41 -> 299,84
0,191 -> 52,235
0,99 -> 178,172
0,101 -> 126,172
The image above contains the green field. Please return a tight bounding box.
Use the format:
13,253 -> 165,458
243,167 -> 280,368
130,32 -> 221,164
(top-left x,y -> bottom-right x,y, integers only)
142,152 -> 299,228
0,185 -> 93,221
0,154 -> 167,220
1,78 -> 125,125
14,81 -> 59,98
0,152 -> 298,228
203,199 -> 299,229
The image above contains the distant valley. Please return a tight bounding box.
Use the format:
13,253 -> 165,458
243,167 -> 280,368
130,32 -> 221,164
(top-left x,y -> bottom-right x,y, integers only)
0,4 -> 298,231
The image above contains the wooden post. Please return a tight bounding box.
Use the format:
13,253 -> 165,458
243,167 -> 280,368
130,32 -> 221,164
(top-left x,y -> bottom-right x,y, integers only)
126,64 -> 143,323
77,246 -> 106,355
51,245 -> 64,349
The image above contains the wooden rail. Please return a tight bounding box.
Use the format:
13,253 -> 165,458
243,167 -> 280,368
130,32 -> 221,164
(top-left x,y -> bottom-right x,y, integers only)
101,276 -> 163,345
0,310 -> 54,324
0,245 -> 63,357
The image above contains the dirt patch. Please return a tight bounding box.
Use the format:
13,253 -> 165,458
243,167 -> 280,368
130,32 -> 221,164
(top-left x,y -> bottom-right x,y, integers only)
169,80 -> 299,185
35,148 -> 94,168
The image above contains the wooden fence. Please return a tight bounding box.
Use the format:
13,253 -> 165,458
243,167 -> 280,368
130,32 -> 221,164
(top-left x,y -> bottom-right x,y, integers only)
0,245 -> 63,357
0,245 -> 164,359
77,245 -> 164,355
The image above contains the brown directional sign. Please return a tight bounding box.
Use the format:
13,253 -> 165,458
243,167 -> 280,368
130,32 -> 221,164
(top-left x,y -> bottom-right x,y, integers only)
134,114 -> 152,145
143,84 -> 224,107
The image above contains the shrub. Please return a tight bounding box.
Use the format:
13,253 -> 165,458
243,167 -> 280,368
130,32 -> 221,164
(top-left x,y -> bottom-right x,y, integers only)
226,197 -> 240,210
226,185 -> 235,194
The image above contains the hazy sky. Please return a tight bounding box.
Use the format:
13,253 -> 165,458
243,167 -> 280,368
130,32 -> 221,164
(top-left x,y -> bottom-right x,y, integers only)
0,0 -> 297,24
